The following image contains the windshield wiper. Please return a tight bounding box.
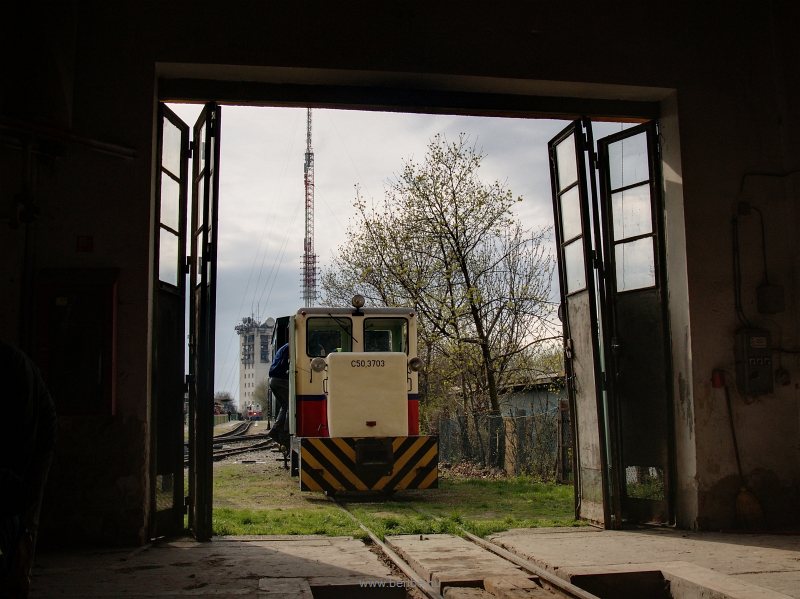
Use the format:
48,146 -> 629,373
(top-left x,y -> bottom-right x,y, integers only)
328,313 -> 358,346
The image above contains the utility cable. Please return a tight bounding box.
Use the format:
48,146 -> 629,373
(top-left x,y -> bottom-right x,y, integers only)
731,217 -> 751,328
749,205 -> 769,284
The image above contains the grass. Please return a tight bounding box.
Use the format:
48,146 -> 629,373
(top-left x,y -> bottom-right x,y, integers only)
213,507 -> 365,537
211,462 -> 584,538
211,460 -> 364,536
343,476 -> 584,539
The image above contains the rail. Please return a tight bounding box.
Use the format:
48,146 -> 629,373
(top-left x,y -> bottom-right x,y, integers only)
330,497 -> 601,599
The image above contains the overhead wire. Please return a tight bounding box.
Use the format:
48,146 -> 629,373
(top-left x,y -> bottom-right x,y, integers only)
218,108 -> 304,399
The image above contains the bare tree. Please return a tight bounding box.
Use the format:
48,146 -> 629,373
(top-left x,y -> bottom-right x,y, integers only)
322,134 -> 558,425
214,391 -> 236,414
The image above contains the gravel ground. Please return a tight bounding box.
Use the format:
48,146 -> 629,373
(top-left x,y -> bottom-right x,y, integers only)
213,420 -> 289,469
214,445 -> 289,467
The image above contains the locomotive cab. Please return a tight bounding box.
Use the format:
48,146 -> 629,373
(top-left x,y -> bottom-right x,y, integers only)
283,296 -> 437,493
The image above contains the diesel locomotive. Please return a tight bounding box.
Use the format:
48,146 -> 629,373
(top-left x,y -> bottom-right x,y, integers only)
275,295 -> 439,494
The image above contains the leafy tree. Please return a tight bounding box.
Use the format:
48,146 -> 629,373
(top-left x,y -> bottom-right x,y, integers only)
322,134 -> 558,424
253,380 -> 270,414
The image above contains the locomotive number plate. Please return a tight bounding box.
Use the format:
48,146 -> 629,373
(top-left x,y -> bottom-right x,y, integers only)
350,359 -> 386,368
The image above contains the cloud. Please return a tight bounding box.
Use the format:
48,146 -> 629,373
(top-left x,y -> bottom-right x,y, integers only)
168,103 -> 575,401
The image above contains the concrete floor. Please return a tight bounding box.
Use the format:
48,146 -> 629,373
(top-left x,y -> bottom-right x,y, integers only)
30,536 -> 405,598
28,528 -> 800,598
490,527 -> 800,598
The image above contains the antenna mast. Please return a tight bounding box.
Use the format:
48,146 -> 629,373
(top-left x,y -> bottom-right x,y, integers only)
301,108 -> 317,306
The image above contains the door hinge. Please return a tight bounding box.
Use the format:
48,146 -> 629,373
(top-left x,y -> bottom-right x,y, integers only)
184,495 -> 191,513
184,374 -> 194,392
187,141 -> 195,159
184,256 -> 191,274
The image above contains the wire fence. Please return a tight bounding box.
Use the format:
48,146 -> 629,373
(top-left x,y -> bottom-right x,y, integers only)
437,401 -> 572,482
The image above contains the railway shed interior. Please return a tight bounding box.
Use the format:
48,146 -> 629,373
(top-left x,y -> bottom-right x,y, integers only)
2,1 -> 799,594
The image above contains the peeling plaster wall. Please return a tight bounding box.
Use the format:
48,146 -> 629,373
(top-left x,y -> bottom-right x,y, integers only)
659,93 -> 696,528
675,9 -> 800,529
2,2 -> 798,542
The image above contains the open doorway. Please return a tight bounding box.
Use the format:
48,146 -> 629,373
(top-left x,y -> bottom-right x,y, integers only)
150,100 -> 672,540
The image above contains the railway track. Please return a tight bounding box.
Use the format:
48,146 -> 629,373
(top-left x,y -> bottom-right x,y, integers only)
183,421 -> 282,465
183,437 -> 279,465
212,421 -> 253,438
331,497 -> 601,599
211,438 -> 276,461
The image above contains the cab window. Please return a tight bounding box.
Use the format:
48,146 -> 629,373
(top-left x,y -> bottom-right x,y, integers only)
306,317 -> 353,356
364,318 -> 408,353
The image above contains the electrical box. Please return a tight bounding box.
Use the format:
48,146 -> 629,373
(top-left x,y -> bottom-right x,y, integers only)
734,328 -> 773,396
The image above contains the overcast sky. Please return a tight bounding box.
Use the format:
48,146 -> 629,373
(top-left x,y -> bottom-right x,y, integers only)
167,103 -> 625,404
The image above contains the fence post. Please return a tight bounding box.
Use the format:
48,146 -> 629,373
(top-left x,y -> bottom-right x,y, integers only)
487,415 -> 504,470
504,417 -> 515,475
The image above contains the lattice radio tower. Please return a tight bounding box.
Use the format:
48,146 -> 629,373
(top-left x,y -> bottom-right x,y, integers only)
301,108 -> 318,306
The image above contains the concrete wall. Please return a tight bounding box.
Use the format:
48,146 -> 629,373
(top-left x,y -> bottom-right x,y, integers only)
504,386 -> 565,417
2,1 -> 798,541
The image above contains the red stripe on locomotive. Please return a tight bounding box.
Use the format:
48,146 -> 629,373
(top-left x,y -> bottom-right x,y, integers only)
297,394 -> 420,437
296,395 -> 328,437
407,397 -> 419,436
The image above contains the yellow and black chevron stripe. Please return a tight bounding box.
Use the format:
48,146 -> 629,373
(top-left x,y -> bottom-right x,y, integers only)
299,436 -> 438,493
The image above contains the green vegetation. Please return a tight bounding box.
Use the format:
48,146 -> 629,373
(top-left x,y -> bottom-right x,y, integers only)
213,507 -> 365,538
211,463 -> 583,538
626,479 -> 666,500
344,476 -> 583,539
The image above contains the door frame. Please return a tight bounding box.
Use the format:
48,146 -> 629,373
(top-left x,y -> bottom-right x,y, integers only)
187,103 -> 222,541
596,121 -> 675,525
150,73 -> 686,538
149,103 -> 190,538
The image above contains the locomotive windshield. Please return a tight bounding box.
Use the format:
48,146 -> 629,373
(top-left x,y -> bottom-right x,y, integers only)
306,317 -> 353,356
364,318 -> 408,353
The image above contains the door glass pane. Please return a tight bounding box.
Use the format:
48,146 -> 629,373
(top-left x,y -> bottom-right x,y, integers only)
159,228 -> 179,286
612,184 -> 652,241
608,132 -> 648,190
615,237 -> 655,291
209,136 -> 216,173
160,173 -> 180,232
556,135 -> 578,191
162,118 -> 182,177
197,176 -> 206,225
198,122 -> 207,171
207,194 -> 214,240
195,230 -> 203,280
564,238 -> 586,294
207,138 -> 215,236
559,186 -> 582,241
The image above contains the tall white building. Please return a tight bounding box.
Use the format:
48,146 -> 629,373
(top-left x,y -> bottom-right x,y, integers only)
235,316 -> 275,416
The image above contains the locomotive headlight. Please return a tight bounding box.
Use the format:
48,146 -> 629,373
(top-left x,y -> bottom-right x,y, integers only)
310,357 -> 327,372
351,294 -> 366,309
408,357 -> 424,372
